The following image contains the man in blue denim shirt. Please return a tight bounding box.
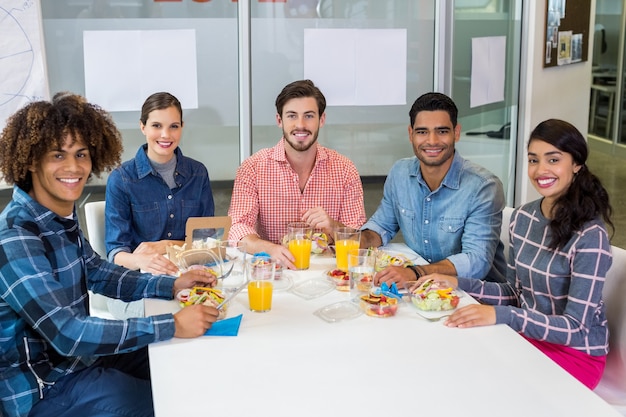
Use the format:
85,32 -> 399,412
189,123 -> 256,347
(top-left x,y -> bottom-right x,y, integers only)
361,92 -> 507,285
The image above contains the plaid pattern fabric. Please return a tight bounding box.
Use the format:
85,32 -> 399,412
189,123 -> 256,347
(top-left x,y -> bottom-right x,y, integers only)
461,199 -> 611,355
228,139 -> 366,244
0,187 -> 176,417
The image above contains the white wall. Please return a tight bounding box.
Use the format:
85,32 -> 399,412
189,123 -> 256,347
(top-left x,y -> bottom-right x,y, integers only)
515,0 -> 595,206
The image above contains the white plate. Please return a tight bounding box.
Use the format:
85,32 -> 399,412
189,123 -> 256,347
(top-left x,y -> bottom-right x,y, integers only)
380,243 -> 426,265
313,301 -> 363,323
375,249 -> 418,269
290,278 -> 334,300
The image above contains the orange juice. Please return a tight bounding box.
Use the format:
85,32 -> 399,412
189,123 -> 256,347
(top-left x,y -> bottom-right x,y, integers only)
335,239 -> 360,271
288,238 -> 312,270
248,280 -> 273,312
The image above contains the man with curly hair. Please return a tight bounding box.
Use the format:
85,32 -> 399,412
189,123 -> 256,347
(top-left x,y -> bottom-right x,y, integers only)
0,92 -> 219,417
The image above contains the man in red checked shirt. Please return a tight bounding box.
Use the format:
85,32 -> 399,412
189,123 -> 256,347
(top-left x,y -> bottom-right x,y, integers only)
228,80 -> 367,270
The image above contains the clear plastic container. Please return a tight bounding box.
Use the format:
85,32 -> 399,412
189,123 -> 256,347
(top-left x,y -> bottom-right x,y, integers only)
313,301 -> 362,323
290,278 -> 334,300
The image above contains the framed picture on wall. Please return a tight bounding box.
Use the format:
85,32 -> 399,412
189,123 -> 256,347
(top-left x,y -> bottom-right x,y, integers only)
557,30 -> 572,65
543,0 -> 591,67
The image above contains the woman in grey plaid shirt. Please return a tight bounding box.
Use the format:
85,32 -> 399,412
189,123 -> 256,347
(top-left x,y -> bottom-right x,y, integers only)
417,119 -> 614,389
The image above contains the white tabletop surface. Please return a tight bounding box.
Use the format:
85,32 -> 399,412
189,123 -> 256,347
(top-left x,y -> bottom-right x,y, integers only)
146,244 -> 620,417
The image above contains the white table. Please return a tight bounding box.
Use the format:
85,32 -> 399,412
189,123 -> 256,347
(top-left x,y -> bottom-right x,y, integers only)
146,245 -> 620,417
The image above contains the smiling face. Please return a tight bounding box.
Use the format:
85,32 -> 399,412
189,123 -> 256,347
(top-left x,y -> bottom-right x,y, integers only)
409,110 -> 460,170
277,97 -> 325,153
527,139 -> 581,213
140,106 -> 183,164
28,134 -> 92,217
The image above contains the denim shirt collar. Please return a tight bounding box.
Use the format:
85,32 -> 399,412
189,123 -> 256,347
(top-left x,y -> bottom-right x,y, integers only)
134,144 -> 189,180
412,151 -> 464,191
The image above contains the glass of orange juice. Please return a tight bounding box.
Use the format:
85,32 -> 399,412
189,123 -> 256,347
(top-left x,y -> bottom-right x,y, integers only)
334,227 -> 361,271
246,256 -> 275,312
287,222 -> 312,270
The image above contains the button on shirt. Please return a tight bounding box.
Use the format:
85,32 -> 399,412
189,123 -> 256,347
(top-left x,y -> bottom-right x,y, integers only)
362,152 -> 507,281
228,139 -> 367,244
105,145 -> 214,261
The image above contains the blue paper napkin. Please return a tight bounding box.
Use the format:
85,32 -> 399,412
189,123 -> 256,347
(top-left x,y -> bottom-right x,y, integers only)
204,314 -> 243,336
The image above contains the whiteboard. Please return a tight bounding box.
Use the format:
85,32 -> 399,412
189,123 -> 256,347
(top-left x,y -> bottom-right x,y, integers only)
0,0 -> 49,132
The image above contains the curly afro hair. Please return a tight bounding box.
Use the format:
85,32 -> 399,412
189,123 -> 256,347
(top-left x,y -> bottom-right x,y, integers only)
0,92 -> 123,192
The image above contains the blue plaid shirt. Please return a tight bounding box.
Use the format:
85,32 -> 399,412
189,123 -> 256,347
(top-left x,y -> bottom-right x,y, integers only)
0,187 -> 177,417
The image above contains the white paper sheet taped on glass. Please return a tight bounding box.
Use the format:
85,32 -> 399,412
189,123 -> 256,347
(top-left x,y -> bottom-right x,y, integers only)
470,35 -> 506,108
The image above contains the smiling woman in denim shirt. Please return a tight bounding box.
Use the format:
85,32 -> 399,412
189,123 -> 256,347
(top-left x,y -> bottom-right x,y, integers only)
105,92 -> 215,276
361,92 -> 507,286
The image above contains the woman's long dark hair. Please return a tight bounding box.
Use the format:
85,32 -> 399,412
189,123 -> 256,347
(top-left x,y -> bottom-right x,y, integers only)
529,119 -> 614,249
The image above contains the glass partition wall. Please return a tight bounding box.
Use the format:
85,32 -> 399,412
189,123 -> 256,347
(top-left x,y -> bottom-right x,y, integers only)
40,1 -> 242,185
589,0 -> 626,157
446,0 -> 521,206
249,1 -> 435,176
39,0 -> 519,202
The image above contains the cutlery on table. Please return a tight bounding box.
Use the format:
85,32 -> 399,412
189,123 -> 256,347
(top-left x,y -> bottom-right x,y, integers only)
215,281 -> 247,310
415,312 -> 450,322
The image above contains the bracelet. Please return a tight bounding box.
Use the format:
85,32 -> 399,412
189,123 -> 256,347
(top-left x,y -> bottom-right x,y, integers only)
408,265 -> 422,279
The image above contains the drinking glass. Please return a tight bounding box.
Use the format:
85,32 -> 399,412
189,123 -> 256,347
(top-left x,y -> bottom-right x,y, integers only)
334,227 -> 361,271
246,256 -> 276,312
287,222 -> 312,270
348,249 -> 376,298
214,240 -> 247,290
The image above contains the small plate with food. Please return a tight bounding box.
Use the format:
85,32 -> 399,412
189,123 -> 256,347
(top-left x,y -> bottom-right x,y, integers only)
403,279 -> 461,320
374,249 -> 418,271
176,287 -> 228,320
358,290 -> 402,318
324,269 -> 350,292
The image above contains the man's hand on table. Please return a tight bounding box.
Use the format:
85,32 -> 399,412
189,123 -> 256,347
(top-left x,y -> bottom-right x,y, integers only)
264,243 -> 297,270
172,269 -> 217,296
374,265 -> 417,287
301,207 -> 337,237
173,304 -> 219,337
241,235 -> 297,270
